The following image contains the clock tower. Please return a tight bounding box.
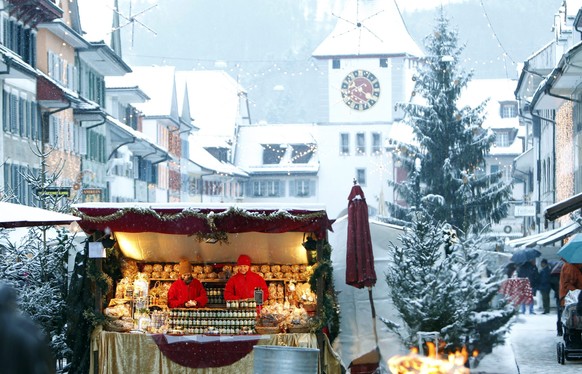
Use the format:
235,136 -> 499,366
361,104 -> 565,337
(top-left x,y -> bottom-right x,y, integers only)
312,0 -> 422,123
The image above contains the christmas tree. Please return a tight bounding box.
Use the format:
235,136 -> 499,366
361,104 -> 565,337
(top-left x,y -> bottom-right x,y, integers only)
388,9 -> 512,234
0,151 -> 80,371
384,212 -> 515,361
381,9 -> 516,364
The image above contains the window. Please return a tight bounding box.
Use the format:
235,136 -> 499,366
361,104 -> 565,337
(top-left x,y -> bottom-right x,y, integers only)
495,132 -> 510,147
262,144 -> 285,164
293,179 -> 312,197
372,133 -> 381,154
356,168 -> 366,186
356,133 -> 365,155
252,180 -> 282,197
500,103 -> 517,118
332,59 -> 340,69
490,164 -> 500,175
379,58 -> 388,68
291,144 -> 314,164
340,133 -> 349,155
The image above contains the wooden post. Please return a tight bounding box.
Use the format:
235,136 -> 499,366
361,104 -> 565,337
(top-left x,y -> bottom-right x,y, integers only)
316,239 -> 325,373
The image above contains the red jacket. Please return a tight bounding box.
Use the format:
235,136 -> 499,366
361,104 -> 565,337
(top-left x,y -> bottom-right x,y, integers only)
224,271 -> 269,301
167,278 -> 208,308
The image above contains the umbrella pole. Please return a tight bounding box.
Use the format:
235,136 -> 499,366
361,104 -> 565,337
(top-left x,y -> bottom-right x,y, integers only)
368,286 -> 379,346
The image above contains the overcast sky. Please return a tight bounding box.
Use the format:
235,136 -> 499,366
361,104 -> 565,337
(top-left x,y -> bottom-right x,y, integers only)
77,0 -> 467,42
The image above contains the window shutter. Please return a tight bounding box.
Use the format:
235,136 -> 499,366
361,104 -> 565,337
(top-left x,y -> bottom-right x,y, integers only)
18,97 -> 24,137
289,180 -> 296,197
2,89 -> 8,132
9,94 -> 17,133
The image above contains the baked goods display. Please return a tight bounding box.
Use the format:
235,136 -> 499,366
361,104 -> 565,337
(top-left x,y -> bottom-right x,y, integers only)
106,260 -> 317,336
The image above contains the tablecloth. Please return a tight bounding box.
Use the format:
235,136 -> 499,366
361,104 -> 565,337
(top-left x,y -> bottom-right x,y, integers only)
498,278 -> 533,306
90,328 -> 341,373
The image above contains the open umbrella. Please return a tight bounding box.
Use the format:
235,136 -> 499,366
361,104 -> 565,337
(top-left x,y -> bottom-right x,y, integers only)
0,202 -> 80,228
558,234 -> 582,263
346,181 -> 379,348
510,248 -> 541,264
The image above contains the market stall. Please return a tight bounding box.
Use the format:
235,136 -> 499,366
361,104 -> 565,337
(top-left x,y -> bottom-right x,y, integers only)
71,203 -> 341,373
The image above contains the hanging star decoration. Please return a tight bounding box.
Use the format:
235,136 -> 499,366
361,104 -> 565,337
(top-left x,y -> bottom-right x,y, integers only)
331,0 -> 385,51
110,0 -> 158,47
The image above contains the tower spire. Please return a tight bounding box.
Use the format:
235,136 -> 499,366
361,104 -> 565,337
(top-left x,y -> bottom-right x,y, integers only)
111,0 -> 122,57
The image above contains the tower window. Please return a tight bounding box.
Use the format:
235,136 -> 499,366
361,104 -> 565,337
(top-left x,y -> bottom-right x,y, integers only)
380,58 -> 388,68
332,59 -> 341,69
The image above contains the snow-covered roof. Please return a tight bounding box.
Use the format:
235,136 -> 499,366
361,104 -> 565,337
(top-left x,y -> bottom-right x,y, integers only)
312,0 -> 422,58
175,70 -> 244,139
189,143 -> 248,177
106,66 -> 177,117
460,79 -> 519,128
235,123 -> 319,174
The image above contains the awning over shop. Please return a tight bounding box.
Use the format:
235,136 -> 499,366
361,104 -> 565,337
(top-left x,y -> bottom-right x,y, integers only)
506,221 -> 581,248
71,203 -> 335,263
545,192 -> 582,222
72,203 -> 334,238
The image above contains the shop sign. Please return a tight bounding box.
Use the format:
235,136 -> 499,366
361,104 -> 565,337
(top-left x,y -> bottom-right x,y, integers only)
36,187 -> 71,197
514,205 -> 536,217
82,188 -> 102,195
88,242 -> 106,258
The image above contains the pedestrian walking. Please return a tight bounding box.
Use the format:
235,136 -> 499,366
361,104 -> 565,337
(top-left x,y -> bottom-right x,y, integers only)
517,259 -> 539,314
538,259 -> 551,314
0,282 -> 55,374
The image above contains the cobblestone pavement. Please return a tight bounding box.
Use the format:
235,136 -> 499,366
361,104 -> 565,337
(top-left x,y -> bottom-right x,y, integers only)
476,311 -> 582,374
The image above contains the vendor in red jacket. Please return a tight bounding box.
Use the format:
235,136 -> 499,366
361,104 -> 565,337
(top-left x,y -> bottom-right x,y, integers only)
224,254 -> 269,302
167,259 -> 208,308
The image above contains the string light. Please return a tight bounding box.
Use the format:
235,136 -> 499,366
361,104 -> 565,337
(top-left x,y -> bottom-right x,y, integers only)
555,102 -> 574,223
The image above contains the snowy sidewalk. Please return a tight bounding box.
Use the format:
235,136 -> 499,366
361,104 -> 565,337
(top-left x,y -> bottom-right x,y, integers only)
475,311 -> 582,373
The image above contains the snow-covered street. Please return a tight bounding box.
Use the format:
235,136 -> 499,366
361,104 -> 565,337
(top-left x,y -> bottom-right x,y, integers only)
476,311 -> 582,373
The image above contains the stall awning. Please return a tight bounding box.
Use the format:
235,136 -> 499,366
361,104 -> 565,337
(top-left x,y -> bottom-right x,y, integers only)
71,203 -> 335,263
545,192 -> 582,222
72,202 -> 334,238
506,221 -> 581,248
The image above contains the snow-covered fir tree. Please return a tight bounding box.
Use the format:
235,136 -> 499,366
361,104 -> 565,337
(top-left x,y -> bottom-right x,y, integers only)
0,152 -> 79,371
387,9 -> 512,234
384,212 -> 515,361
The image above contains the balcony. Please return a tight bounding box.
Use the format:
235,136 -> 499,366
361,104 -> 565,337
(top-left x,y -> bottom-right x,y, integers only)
7,0 -> 62,27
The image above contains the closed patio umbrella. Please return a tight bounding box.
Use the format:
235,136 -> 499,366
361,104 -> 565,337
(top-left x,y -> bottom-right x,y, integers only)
346,181 -> 379,349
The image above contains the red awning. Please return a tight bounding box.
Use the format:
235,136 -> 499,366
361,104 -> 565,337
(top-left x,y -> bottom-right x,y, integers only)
72,203 -> 334,239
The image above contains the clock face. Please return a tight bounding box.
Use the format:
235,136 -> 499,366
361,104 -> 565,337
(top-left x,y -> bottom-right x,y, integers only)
341,70 -> 381,111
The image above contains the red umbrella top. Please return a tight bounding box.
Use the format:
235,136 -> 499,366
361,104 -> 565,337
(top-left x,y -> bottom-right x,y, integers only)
346,182 -> 377,289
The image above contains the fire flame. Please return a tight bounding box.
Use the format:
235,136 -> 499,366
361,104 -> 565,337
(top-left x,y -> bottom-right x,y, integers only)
388,342 -> 476,374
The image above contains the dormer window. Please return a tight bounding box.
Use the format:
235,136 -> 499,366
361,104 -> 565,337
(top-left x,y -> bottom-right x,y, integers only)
291,144 -> 314,164
206,147 -> 229,162
262,144 -> 285,164
500,101 -> 517,118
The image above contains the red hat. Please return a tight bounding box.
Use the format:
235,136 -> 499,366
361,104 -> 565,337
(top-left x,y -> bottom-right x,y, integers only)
237,254 -> 251,266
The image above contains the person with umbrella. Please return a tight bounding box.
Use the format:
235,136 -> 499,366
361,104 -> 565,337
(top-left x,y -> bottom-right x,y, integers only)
516,259 -> 539,314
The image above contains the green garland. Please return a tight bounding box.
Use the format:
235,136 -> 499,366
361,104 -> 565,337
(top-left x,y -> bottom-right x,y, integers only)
72,206 -> 328,232
309,240 -> 340,343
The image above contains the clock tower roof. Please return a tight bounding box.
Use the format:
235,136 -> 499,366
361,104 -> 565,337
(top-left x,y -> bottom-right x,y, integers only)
312,0 -> 422,59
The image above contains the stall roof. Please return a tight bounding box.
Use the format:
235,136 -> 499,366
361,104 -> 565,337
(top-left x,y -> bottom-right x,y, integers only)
72,203 -> 333,238
72,203 -> 334,263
